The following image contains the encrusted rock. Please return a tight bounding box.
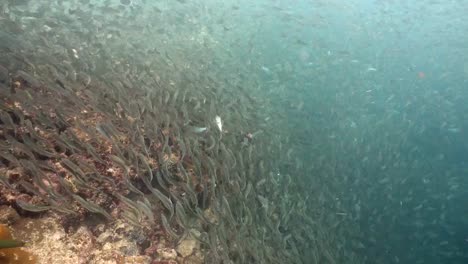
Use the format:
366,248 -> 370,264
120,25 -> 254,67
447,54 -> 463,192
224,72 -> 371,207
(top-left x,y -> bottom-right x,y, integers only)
184,251 -> 204,264
101,236 -> 139,256
157,247 -> 177,260
0,205 -> 20,224
176,238 -> 199,257
121,255 -> 151,264
71,226 -> 94,252
203,208 -> 218,224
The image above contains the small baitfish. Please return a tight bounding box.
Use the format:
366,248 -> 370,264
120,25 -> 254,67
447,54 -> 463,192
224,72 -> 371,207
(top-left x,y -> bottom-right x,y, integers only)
188,126 -> 207,133
215,115 -> 222,132
261,66 -> 270,73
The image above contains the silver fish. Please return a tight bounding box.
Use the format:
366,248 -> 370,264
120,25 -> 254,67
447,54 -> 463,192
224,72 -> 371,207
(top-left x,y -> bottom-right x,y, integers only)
215,115 -> 222,132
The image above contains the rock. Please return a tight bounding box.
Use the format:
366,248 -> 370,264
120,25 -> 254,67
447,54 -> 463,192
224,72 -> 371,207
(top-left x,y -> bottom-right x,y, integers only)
0,205 -> 20,224
176,238 -> 199,257
6,217 -> 153,264
184,251 -> 204,264
96,228 -> 112,244
121,255 -> 151,264
203,208 -> 218,224
101,236 -> 139,256
157,247 -> 177,260
14,217 -> 83,263
70,226 -> 94,252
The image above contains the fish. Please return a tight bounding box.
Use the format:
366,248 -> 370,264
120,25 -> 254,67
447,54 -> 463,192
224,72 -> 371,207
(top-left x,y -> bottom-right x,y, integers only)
16,200 -> 50,213
0,239 -> 25,249
141,174 -> 174,218
137,198 -> 154,223
188,126 -> 207,133
215,115 -> 222,132
175,201 -> 188,229
14,70 -> 42,89
0,110 -> 16,133
261,66 -> 270,73
72,195 -> 112,220
161,213 -> 178,239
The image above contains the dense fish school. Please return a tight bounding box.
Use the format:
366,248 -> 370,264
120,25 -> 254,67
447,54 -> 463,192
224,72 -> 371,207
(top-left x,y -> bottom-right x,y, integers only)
1,0 -> 468,264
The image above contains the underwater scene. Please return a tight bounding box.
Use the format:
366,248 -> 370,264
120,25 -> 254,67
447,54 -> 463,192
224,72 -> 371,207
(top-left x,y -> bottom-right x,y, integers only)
0,0 -> 467,263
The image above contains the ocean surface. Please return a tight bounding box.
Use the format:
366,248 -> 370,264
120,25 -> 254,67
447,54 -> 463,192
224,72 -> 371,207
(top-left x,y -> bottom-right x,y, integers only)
0,0 -> 467,263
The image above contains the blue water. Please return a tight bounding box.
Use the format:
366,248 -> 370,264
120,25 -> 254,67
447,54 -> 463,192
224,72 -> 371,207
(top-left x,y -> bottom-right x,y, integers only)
244,0 -> 468,263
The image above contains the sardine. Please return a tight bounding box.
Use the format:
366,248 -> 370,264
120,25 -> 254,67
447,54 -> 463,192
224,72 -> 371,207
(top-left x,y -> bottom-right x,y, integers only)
72,194 -> 112,220
161,213 -> 178,239
17,200 -> 50,212
0,110 -> 16,133
187,126 -> 207,133
215,115 -> 222,132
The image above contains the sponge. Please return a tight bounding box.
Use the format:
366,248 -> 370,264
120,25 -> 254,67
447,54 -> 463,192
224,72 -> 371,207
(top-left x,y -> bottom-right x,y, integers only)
0,224 -> 36,264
